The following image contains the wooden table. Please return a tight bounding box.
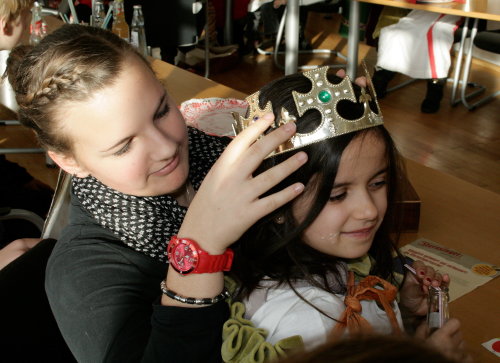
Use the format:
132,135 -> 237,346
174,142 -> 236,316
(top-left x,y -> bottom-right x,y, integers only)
403,159 -> 500,363
356,0 -> 500,21
347,0 -> 500,108
158,62 -> 500,362
348,0 -> 500,76
151,58 -> 246,103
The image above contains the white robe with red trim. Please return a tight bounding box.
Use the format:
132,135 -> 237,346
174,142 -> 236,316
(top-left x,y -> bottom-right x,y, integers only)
376,10 -> 462,79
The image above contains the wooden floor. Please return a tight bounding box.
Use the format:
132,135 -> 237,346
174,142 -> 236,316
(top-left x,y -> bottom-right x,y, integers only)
1,13 -> 499,195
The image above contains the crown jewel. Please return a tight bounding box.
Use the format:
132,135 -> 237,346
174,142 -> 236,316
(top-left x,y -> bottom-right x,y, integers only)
232,64 -> 383,157
232,92 -> 273,136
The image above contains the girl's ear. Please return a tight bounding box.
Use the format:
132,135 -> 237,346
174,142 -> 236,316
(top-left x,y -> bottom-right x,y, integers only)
47,151 -> 90,178
0,18 -> 9,36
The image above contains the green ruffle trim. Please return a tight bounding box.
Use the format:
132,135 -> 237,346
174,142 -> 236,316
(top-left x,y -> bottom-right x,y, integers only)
221,252 -> 405,362
222,301 -> 304,363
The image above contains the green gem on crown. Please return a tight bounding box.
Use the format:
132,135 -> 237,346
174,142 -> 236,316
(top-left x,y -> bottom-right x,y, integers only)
318,90 -> 332,103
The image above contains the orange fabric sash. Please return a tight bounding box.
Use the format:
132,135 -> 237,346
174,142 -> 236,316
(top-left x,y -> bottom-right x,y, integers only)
329,271 -> 402,340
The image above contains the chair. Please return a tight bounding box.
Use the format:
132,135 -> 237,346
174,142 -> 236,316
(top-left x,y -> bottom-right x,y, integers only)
41,170 -> 71,240
382,22 -> 488,105
255,0 -> 346,72
0,167 -> 72,242
0,207 -> 45,233
454,23 -> 500,110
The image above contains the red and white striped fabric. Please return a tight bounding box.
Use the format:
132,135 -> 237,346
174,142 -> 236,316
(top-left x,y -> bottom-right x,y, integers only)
376,10 -> 462,79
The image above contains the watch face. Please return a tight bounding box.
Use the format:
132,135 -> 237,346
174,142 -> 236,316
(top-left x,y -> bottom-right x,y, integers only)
169,240 -> 199,274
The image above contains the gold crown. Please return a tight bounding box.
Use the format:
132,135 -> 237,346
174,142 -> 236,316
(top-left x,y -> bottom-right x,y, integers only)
232,64 -> 383,158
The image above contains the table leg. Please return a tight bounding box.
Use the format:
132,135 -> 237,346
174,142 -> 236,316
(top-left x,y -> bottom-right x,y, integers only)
347,0 -> 360,79
450,17 -> 469,103
224,0 -> 233,45
459,17 -> 489,109
205,0 -> 210,78
285,0 -> 299,75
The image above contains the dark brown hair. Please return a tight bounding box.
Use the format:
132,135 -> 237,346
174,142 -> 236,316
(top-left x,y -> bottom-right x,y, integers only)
231,72 -> 407,317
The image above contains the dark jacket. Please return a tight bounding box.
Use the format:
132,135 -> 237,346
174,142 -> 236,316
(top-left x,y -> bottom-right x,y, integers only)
46,193 -> 229,363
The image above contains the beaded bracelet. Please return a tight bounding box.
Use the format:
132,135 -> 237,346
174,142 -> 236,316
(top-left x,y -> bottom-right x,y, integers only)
160,280 -> 230,305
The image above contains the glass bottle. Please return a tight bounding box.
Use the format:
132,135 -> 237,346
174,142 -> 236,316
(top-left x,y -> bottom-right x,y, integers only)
427,286 -> 449,333
111,0 -> 129,42
29,2 -> 47,45
130,5 -> 148,57
91,1 -> 106,28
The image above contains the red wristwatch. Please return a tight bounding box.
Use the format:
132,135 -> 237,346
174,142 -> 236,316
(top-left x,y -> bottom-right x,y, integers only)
167,235 -> 234,275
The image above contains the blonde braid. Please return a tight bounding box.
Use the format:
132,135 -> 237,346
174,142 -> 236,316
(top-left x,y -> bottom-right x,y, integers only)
29,72 -> 83,105
7,24 -> 142,153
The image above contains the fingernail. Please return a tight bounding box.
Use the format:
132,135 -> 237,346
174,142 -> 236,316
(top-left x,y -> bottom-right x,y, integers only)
419,271 -> 425,276
296,152 -> 307,162
294,183 -> 304,193
283,122 -> 296,132
425,278 -> 431,283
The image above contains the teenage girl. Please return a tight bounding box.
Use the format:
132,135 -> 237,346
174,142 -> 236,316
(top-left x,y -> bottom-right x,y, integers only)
5,24 -> 307,362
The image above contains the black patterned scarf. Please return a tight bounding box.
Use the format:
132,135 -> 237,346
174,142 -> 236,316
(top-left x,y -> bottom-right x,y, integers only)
72,127 -> 229,262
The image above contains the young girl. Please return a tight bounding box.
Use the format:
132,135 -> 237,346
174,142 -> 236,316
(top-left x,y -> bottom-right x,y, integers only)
228,68 -> 466,362
5,24 -> 307,362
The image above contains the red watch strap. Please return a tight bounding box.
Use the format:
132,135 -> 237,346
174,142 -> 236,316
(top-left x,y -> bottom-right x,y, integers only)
194,248 -> 234,273
168,236 -> 234,274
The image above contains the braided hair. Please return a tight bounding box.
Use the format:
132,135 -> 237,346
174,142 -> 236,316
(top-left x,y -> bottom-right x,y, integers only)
5,24 -> 150,154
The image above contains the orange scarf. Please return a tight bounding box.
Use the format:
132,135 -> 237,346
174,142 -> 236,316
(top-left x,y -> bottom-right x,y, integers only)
329,271 -> 402,340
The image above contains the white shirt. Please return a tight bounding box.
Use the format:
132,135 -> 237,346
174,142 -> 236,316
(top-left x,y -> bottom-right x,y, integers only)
244,282 -> 404,350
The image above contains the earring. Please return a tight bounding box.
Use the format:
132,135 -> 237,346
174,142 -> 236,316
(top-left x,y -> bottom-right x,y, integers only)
274,216 -> 285,224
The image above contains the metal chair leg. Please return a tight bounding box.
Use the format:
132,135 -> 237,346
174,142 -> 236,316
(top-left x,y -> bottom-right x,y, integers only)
255,5 -> 347,73
386,78 -> 418,94
452,18 -> 498,110
0,120 -> 21,126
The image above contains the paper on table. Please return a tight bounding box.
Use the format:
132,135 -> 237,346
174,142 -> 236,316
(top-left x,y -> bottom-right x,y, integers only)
482,338 -> 500,357
400,238 -> 499,302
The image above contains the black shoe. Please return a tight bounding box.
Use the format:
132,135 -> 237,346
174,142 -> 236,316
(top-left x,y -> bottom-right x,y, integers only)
421,79 -> 446,113
371,69 -> 396,99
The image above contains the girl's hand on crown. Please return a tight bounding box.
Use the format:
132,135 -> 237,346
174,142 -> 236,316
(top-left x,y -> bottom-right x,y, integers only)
399,260 -> 450,316
177,113 -> 307,254
415,318 -> 472,363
